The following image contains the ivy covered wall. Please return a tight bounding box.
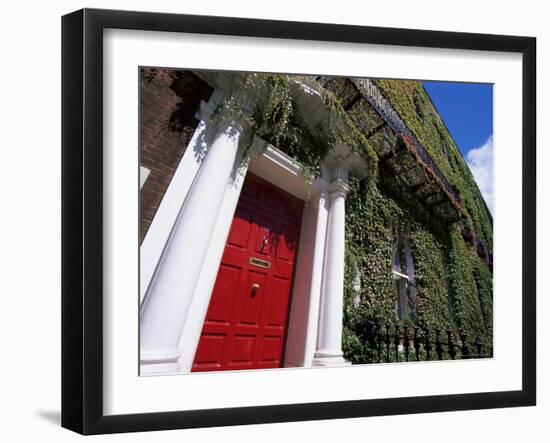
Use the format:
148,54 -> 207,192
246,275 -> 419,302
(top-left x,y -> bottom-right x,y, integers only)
340,80 -> 493,362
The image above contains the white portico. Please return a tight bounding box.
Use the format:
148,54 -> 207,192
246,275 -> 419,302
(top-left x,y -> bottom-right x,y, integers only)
139,73 -> 367,375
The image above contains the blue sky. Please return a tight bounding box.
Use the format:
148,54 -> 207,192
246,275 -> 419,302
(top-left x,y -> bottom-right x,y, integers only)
422,81 -> 494,214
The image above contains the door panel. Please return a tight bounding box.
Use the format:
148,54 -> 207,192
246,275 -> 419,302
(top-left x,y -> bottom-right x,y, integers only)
238,270 -> 267,326
206,264 -> 241,325
226,207 -> 253,250
193,334 -> 226,369
192,173 -> 303,372
266,276 -> 291,328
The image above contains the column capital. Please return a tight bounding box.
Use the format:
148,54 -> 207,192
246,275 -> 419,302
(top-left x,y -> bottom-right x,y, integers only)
327,179 -> 350,199
197,86 -> 257,137
321,155 -> 351,184
321,142 -> 369,184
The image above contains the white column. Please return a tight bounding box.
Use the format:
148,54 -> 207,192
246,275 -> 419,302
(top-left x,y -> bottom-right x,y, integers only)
313,179 -> 351,366
140,101 -> 251,375
140,117 -> 209,305
283,183 -> 329,367
177,139 -> 262,372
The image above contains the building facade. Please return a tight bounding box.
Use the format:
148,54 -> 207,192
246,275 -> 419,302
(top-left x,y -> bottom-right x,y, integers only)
139,68 -> 493,375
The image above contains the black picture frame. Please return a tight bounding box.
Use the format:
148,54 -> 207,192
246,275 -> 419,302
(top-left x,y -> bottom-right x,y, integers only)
61,8 -> 536,435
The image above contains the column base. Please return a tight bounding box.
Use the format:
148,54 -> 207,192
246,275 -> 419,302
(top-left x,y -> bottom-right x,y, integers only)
140,350 -> 181,376
312,352 -> 351,367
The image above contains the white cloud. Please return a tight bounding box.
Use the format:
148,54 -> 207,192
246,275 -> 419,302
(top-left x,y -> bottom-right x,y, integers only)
466,136 -> 494,215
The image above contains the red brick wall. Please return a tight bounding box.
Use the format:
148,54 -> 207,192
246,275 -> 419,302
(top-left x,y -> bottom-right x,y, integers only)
139,68 -> 212,244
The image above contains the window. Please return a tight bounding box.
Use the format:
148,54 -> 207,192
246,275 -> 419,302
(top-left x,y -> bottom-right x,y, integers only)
392,232 -> 416,321
140,165 -> 151,189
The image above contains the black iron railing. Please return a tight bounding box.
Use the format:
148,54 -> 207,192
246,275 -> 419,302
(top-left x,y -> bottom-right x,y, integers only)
350,78 -> 462,205
362,319 -> 490,363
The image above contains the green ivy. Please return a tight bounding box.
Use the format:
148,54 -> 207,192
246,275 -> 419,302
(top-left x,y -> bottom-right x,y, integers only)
446,229 -> 489,345
238,74 -> 378,186
471,249 -> 494,353
409,227 -> 452,330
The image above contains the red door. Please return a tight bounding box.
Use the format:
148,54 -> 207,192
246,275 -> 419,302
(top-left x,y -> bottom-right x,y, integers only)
192,173 -> 304,372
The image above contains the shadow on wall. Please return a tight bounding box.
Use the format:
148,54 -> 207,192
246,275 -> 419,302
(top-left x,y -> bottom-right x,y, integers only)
35,410 -> 60,426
